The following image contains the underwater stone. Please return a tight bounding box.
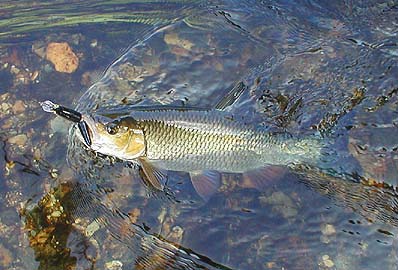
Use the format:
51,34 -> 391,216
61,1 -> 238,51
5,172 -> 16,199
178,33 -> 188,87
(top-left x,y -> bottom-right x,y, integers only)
8,134 -> 27,146
46,42 -> 79,73
321,224 -> 336,236
12,100 -> 26,114
105,260 -> 123,270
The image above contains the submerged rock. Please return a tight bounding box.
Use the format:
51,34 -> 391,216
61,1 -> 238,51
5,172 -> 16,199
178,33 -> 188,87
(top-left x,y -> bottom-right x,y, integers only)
46,42 -> 79,73
8,134 -> 28,146
0,243 -> 13,268
12,100 -> 26,114
105,260 -> 123,270
320,254 -> 335,268
321,224 -> 336,236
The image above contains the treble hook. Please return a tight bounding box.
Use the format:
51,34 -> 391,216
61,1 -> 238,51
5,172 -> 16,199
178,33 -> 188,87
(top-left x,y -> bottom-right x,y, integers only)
40,100 -> 91,146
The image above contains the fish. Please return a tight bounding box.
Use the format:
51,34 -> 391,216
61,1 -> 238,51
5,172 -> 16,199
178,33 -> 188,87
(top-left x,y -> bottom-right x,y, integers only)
41,83 -> 324,199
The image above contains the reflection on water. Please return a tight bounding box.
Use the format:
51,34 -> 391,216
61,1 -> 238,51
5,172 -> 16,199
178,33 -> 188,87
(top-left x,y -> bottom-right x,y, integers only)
1,0 -> 398,269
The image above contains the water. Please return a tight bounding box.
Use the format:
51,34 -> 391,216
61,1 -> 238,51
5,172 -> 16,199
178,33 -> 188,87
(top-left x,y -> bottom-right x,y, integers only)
1,1 -> 398,269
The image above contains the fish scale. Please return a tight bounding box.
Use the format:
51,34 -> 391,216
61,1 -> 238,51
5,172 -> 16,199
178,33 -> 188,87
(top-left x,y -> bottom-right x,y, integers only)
125,109 -> 322,172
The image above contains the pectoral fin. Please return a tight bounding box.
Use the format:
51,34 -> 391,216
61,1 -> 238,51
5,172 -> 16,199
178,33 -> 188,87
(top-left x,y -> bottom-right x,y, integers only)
190,170 -> 221,201
138,157 -> 167,191
241,166 -> 287,190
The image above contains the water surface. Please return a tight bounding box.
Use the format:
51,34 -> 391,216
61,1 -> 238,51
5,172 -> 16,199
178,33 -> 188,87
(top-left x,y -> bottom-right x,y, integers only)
0,1 -> 398,269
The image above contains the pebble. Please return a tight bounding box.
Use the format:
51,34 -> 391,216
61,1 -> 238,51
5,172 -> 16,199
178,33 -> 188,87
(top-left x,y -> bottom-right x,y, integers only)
360,241 -> 368,251
1,102 -> 10,112
2,118 -> 13,129
33,148 -> 41,160
105,260 -> 123,270
266,262 -> 276,268
5,161 -> 15,175
49,168 -> 58,179
12,100 -> 26,114
320,224 -> 336,244
30,70 -> 39,81
321,224 -> 336,236
10,65 -> 20,74
322,255 -> 335,268
8,134 -> 28,146
17,75 -> 28,84
0,93 -> 9,101
90,39 -> 98,48
50,210 -> 62,218
85,220 -> 100,237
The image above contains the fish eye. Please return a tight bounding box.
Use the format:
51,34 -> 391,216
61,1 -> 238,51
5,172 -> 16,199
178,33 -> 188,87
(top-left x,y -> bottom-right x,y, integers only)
106,123 -> 119,135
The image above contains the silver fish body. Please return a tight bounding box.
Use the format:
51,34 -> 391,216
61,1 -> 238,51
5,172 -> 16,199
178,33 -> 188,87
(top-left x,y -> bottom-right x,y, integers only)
122,109 -> 322,173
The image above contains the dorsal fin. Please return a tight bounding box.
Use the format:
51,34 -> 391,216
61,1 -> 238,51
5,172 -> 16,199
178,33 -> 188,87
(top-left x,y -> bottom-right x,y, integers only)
95,81 -> 246,119
96,104 -> 210,118
214,81 -> 246,111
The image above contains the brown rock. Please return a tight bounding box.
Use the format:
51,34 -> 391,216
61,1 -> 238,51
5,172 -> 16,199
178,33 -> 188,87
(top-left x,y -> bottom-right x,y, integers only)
33,148 -> 41,160
8,134 -> 28,146
0,243 -> 13,268
164,32 -> 194,50
46,42 -> 79,73
12,100 -> 26,114
2,118 -> 13,129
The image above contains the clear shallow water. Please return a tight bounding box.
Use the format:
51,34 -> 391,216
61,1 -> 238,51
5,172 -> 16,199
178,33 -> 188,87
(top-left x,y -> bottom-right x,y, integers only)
0,1 -> 398,269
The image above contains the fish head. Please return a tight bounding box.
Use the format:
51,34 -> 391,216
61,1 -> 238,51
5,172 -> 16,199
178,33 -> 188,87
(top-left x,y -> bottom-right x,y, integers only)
77,114 -> 146,161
